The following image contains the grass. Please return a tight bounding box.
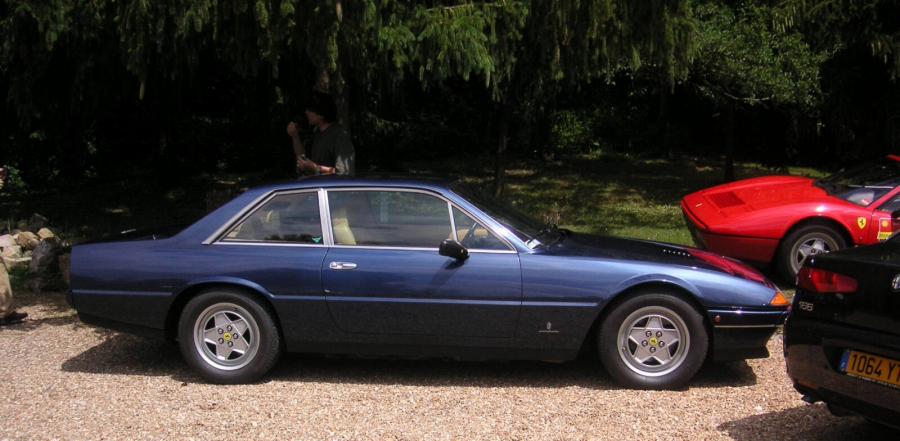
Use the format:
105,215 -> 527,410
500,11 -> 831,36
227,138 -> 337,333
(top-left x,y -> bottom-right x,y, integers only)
417,152 -> 823,248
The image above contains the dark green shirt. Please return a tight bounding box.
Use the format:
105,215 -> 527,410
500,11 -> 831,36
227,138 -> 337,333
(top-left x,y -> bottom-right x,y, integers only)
310,124 -> 355,175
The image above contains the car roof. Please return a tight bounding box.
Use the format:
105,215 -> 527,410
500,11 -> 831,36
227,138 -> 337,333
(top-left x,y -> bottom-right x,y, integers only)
247,175 -> 459,194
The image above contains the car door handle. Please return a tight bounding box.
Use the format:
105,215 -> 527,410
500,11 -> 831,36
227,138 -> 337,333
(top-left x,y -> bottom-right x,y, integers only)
329,261 -> 358,270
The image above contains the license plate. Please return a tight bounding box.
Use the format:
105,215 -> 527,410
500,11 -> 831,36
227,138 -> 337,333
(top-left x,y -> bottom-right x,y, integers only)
840,349 -> 900,388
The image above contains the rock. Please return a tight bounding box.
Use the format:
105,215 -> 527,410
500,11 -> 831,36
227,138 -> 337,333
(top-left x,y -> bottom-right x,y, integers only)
37,228 -> 56,241
41,236 -> 61,247
29,240 -> 60,274
1,245 -> 22,259
58,253 -> 71,286
28,213 -> 49,232
2,256 -> 30,271
28,278 -> 45,293
15,231 -> 39,250
0,234 -> 14,248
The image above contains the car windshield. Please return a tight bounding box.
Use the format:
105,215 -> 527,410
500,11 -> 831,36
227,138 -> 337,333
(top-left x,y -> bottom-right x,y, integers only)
816,157 -> 900,207
449,183 -> 562,248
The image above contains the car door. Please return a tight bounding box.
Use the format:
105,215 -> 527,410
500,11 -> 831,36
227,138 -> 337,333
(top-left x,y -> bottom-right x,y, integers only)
872,189 -> 900,242
321,188 -> 522,338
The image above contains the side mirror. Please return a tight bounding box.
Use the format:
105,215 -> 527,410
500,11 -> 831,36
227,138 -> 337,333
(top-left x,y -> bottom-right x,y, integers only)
439,239 -> 469,261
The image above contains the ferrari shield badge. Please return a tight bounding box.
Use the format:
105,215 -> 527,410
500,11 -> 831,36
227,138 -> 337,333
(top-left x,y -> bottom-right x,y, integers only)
857,217 -> 867,229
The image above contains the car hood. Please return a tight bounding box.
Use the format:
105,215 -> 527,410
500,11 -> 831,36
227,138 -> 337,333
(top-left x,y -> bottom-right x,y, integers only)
543,232 -> 774,287
696,175 -> 825,209
545,233 -> 730,272
682,175 -> 830,227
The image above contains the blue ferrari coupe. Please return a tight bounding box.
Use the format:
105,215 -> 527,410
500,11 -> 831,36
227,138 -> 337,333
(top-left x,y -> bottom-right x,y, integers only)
70,177 -> 789,388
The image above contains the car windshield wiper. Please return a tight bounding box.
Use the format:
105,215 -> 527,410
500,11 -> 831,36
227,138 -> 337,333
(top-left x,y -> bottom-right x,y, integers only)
814,179 -> 838,194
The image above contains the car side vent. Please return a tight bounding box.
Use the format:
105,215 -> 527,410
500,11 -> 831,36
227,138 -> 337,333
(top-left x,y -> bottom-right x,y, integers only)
661,248 -> 692,258
708,191 -> 744,208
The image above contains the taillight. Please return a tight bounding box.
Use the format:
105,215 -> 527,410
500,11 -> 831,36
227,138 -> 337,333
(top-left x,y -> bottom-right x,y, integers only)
796,267 -> 858,293
688,249 -> 771,286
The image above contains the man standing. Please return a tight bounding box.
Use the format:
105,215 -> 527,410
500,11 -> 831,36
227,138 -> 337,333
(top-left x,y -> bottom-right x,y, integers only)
287,91 -> 355,176
0,166 -> 27,326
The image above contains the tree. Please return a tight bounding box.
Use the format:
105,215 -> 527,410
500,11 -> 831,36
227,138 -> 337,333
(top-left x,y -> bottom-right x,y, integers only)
776,0 -> 900,160
368,1 -> 695,195
687,1 -> 825,180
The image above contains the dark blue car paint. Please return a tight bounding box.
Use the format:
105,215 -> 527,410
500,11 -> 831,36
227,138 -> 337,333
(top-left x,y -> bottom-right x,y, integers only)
71,176 -> 786,362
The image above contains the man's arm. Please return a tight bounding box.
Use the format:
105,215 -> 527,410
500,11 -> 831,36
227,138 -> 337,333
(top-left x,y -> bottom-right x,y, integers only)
332,131 -> 356,176
287,122 -> 306,158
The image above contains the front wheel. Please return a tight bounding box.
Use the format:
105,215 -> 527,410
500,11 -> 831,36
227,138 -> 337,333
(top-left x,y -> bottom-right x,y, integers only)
178,289 -> 281,384
598,293 -> 708,390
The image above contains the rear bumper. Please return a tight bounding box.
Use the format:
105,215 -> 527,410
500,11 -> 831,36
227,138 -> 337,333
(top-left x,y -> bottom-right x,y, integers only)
784,315 -> 900,427
709,308 -> 787,361
78,313 -> 166,339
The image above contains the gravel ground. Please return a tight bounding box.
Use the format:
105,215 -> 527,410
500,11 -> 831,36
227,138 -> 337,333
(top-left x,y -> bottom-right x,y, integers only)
2,291 -> 897,440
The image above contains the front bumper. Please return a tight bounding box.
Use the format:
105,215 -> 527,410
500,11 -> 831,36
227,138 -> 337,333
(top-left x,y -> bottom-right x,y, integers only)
785,315 -> 900,426
681,206 -> 778,264
708,308 -> 787,361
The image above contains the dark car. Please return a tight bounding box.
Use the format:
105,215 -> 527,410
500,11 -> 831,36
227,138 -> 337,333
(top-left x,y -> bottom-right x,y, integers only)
785,236 -> 900,427
70,177 -> 788,388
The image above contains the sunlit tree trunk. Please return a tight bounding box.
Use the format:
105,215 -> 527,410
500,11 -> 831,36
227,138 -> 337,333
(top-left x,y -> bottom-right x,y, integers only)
494,102 -> 511,198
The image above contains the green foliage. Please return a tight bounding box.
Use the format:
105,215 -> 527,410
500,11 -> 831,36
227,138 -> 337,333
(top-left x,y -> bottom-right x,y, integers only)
777,0 -> 900,79
691,1 -> 827,110
549,110 -> 599,154
0,0 -> 893,190
0,165 -> 26,193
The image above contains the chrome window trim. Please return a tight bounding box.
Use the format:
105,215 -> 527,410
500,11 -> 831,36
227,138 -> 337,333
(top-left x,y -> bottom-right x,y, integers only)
317,189 -> 334,246
323,187 -> 516,252
212,241 -> 327,248
449,203 -> 513,252
327,244 -> 516,254
206,188 -> 324,246
448,202 -> 458,241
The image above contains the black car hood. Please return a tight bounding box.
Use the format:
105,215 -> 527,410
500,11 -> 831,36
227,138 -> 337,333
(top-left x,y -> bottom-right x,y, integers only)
540,232 -> 722,271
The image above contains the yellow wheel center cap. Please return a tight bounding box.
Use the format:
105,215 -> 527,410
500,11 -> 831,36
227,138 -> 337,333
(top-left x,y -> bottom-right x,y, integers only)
223,333 -> 232,342
649,337 -> 658,347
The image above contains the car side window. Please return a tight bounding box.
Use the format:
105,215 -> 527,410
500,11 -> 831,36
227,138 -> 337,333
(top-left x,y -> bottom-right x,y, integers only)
878,193 -> 900,213
328,190 -> 452,248
452,206 -> 510,251
223,192 -> 323,244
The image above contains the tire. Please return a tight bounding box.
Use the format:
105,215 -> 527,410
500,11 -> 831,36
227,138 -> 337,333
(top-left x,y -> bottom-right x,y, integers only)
598,293 -> 708,390
178,289 -> 281,384
777,224 -> 847,281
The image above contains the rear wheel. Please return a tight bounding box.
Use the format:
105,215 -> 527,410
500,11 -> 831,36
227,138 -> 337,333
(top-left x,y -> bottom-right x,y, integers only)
778,224 -> 847,281
598,293 -> 708,390
178,289 -> 281,384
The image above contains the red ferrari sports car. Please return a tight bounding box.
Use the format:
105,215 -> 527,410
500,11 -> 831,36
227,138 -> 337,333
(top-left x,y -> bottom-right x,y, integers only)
682,155 -> 900,280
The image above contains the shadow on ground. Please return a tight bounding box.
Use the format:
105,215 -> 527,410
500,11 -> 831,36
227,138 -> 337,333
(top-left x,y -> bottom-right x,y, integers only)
719,403 -> 899,440
13,290 -> 71,314
3,291 -> 87,332
62,332 -> 757,390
